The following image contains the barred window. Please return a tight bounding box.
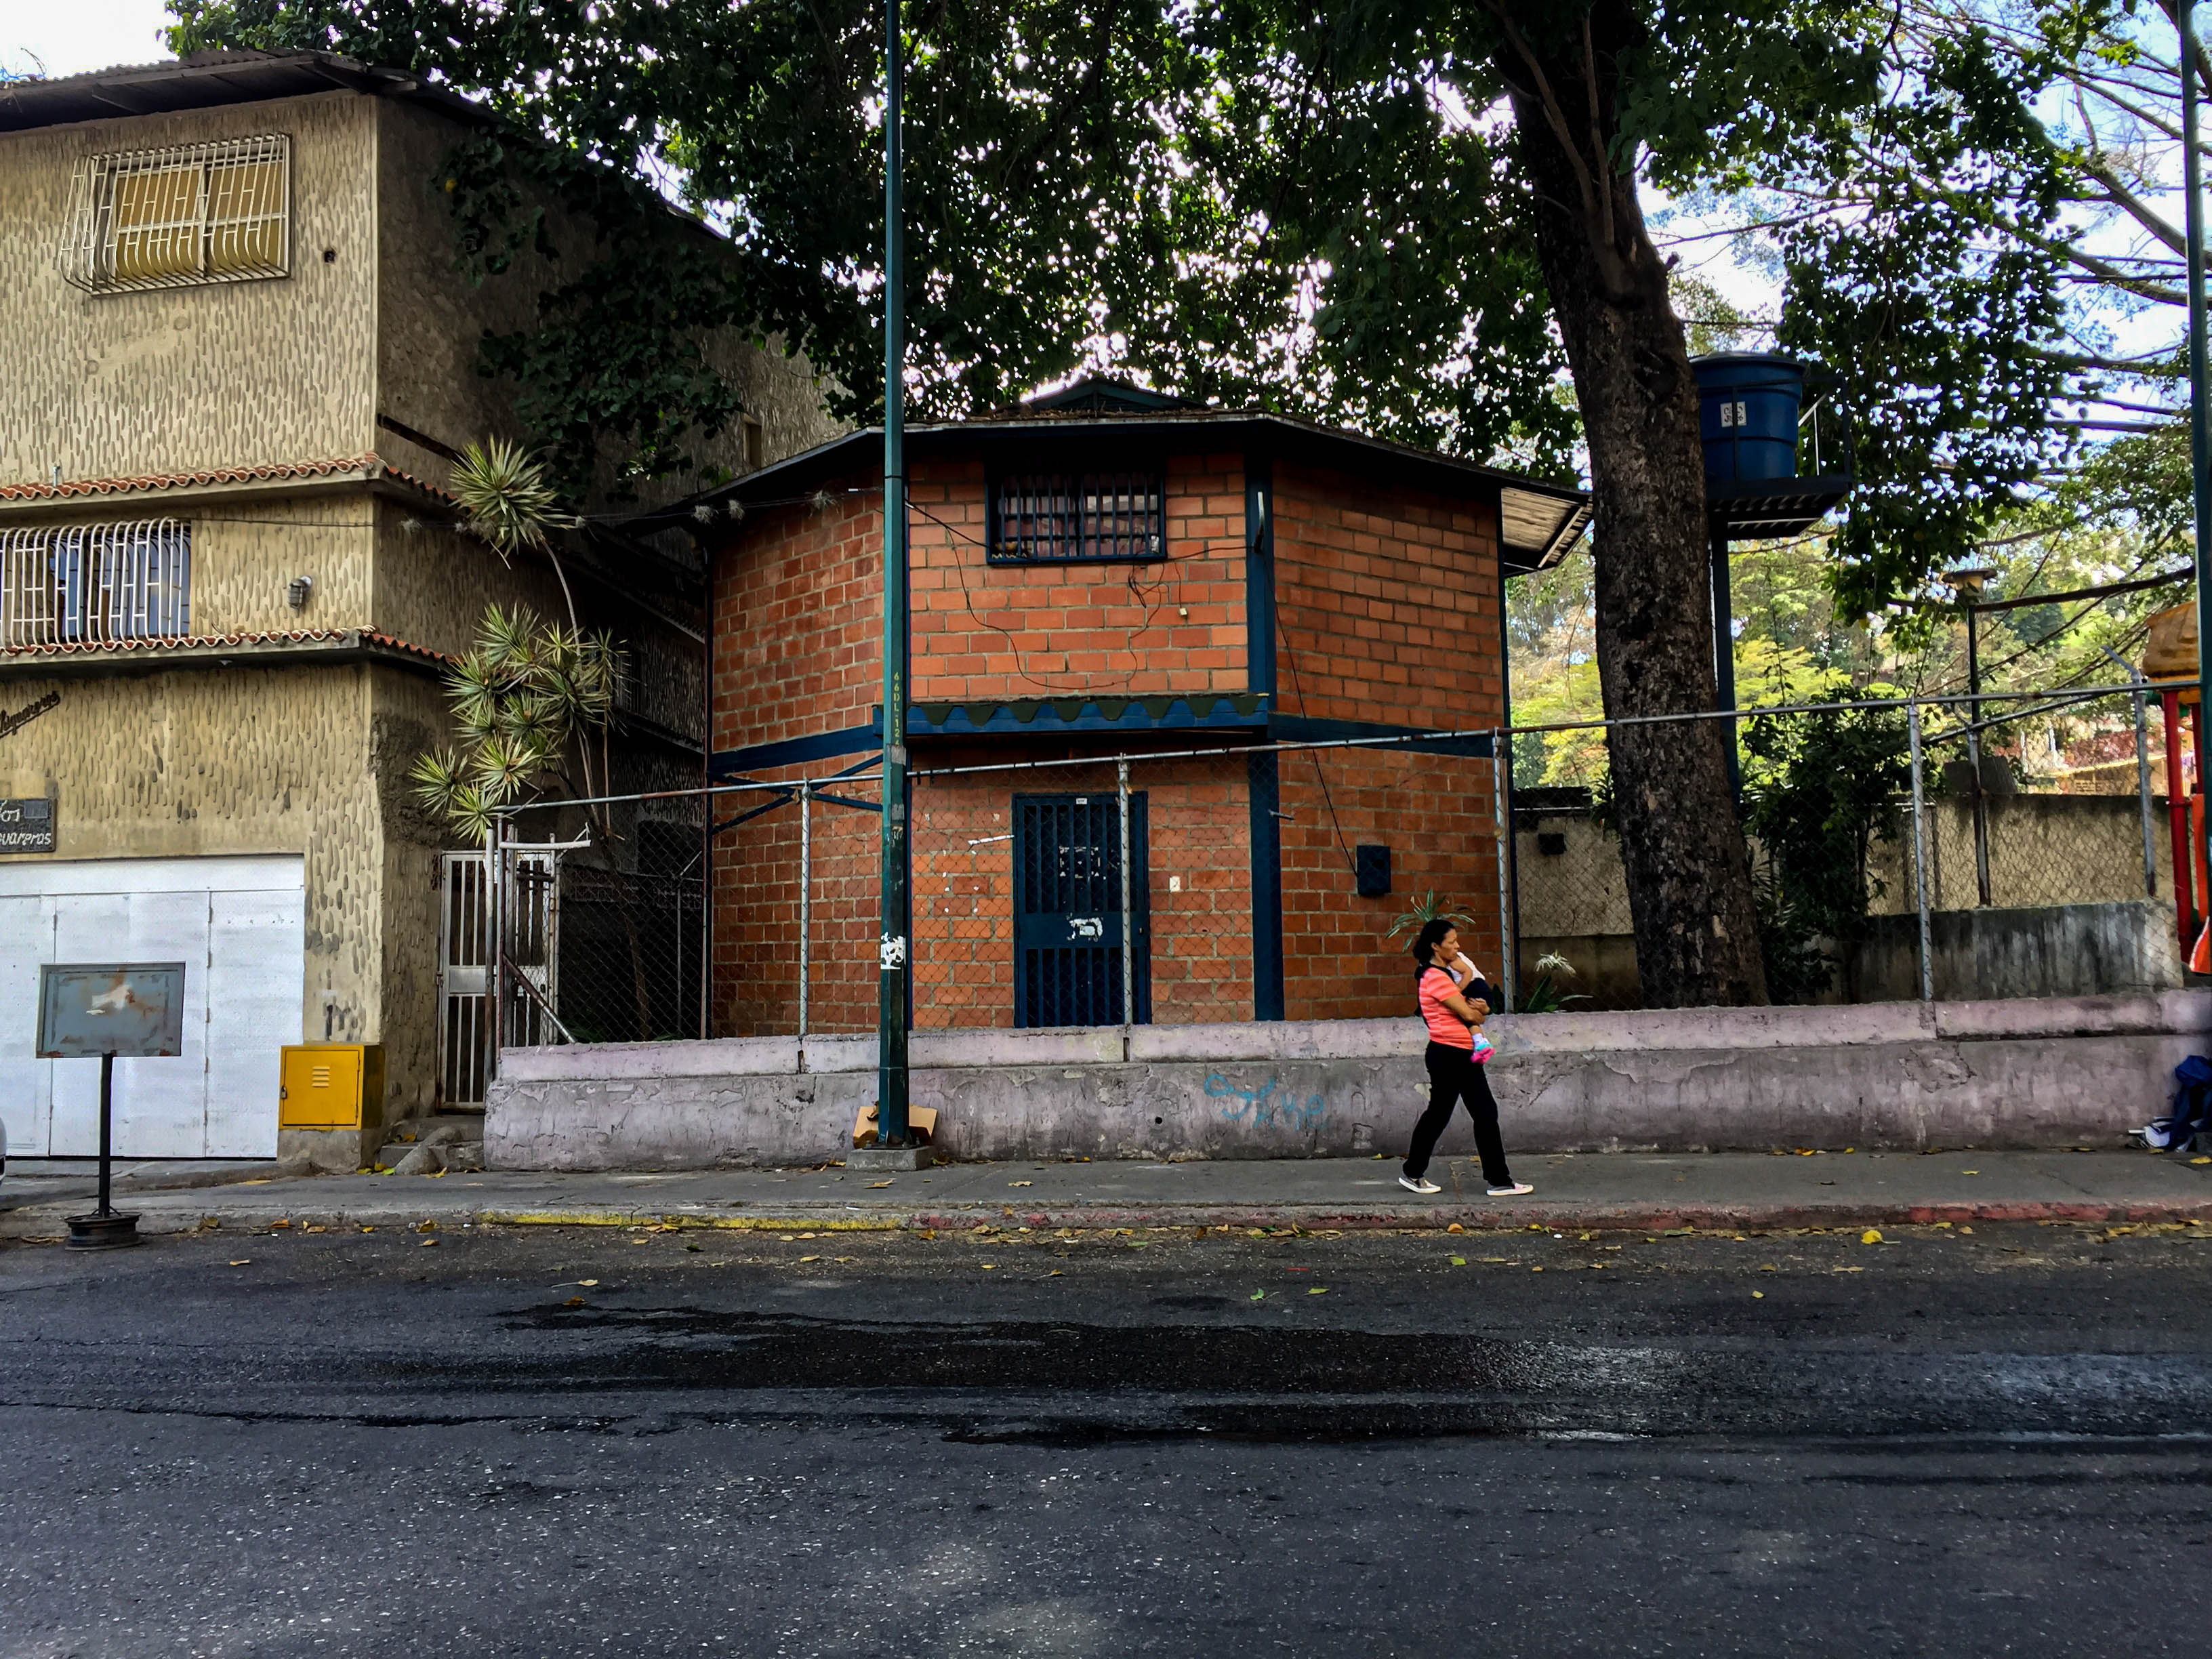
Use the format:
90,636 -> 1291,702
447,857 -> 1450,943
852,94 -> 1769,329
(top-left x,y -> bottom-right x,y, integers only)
62,136 -> 290,294
1,520 -> 191,647
990,472 -> 1164,563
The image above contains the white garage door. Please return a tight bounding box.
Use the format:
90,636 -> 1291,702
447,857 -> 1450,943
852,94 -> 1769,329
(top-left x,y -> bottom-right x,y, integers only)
0,856 -> 305,1160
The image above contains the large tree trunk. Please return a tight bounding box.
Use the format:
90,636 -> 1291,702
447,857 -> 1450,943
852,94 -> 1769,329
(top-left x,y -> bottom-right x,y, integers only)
1493,5 -> 1767,1006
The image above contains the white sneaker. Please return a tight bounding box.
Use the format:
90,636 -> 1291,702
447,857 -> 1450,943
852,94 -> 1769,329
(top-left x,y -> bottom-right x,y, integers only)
1487,1182 -> 1534,1197
1398,1174 -> 1442,1195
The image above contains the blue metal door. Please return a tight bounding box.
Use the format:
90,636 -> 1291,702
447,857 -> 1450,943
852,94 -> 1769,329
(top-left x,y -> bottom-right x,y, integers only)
1013,792 -> 1150,1027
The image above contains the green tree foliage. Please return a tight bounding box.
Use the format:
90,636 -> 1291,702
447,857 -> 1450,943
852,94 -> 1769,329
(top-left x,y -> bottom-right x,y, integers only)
1740,695 -> 1912,1001
167,1 -> 2189,600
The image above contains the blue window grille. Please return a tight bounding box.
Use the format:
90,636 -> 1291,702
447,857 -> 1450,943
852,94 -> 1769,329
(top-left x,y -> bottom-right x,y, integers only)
990,472 -> 1164,564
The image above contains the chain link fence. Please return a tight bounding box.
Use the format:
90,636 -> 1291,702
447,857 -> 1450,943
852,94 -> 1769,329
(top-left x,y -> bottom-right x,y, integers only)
468,678 -> 2200,1063
1511,680 -> 2192,1010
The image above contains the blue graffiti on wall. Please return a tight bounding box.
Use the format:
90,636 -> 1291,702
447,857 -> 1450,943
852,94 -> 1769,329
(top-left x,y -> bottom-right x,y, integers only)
1205,1073 -> 1326,1131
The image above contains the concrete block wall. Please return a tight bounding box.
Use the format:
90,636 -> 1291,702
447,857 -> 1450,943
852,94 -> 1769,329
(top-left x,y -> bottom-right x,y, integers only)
485,989 -> 2212,1169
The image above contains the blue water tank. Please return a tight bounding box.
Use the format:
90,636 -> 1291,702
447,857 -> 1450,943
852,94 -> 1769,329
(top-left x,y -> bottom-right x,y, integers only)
1692,353 -> 1804,483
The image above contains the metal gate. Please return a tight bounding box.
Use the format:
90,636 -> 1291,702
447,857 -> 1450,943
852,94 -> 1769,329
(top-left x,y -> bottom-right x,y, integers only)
1013,792 -> 1149,1027
436,848 -> 559,1107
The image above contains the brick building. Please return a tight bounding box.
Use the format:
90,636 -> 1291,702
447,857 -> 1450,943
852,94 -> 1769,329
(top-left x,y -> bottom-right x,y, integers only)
685,382 -> 1588,1033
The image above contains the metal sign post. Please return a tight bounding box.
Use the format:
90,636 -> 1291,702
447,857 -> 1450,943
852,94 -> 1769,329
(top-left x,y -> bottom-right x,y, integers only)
36,962 -> 187,1250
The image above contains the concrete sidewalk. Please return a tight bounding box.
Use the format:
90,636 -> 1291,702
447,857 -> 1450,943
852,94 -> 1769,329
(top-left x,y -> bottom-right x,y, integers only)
2,1148 -> 2209,1237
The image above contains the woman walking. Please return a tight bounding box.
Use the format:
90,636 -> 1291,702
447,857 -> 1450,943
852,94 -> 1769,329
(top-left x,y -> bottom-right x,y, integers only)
1400,918 -> 1532,1198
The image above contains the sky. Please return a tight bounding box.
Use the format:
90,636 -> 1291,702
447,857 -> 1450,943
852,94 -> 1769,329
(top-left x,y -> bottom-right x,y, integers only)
1,0 -> 175,80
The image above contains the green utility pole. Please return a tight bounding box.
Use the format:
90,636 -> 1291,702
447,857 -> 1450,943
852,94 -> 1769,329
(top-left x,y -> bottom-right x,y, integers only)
876,0 -> 913,1144
2186,0 -> 2212,949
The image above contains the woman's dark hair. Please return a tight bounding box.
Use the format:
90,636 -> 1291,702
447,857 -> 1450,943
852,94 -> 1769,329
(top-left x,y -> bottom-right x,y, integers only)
1410,917 -> 1454,964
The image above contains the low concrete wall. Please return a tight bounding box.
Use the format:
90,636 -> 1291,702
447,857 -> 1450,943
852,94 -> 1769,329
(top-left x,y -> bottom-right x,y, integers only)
1848,899 -> 2180,1002
485,991 -> 2212,1170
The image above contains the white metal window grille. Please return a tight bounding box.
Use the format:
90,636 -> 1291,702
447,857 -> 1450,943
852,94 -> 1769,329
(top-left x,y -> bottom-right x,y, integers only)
991,472 -> 1165,562
0,520 -> 191,647
62,136 -> 291,293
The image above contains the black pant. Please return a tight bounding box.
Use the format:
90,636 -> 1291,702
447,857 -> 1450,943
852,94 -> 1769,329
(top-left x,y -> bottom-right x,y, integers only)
1406,1041 -> 1513,1187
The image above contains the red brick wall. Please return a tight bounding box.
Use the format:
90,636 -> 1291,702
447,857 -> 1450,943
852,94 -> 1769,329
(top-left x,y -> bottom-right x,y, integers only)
909,453 -> 1248,703
705,445 -> 1509,1036
1269,463 -> 1507,1019
1273,747 -> 1503,1022
910,749 -> 1254,1029
1272,462 -> 1503,729
710,478 -> 881,757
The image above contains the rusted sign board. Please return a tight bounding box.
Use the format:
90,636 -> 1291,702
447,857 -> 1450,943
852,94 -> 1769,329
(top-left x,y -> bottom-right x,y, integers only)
36,962 -> 188,1059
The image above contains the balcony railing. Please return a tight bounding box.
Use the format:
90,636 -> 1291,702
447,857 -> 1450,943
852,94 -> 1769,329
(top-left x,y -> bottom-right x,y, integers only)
1,519 -> 191,648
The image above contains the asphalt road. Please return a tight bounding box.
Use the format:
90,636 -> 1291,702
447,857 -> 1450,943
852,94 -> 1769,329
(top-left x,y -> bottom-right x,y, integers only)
3,1218 -> 2209,1657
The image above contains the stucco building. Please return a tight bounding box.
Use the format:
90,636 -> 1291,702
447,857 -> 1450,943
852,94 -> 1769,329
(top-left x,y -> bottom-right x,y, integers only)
0,52 -> 838,1166
687,382 -> 1589,1036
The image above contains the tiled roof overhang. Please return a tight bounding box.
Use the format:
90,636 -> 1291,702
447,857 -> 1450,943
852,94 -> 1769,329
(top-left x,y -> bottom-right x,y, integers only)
0,627 -> 448,678
0,454 -> 454,515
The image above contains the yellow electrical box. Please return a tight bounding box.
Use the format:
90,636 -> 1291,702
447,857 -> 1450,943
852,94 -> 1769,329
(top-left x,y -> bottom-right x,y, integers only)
279,1044 -> 385,1130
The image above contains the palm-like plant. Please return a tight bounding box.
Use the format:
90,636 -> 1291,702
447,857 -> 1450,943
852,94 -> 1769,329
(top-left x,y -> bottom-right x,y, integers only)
410,605 -> 623,846
449,438 -> 583,628
1384,890 -> 1477,943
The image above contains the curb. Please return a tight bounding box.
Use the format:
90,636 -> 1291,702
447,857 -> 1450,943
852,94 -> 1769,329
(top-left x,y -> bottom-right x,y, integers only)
7,1195 -> 2212,1240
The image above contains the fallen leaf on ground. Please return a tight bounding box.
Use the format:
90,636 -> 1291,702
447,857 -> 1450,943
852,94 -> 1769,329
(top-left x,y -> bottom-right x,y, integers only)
1753,1290 -> 1765,1299
1450,1256 -> 1467,1266
1446,1223 -> 1465,1235
419,1239 -> 439,1248
1833,1265 -> 1864,1273
2194,1157 -> 2212,1166
1961,1170 -> 1979,1176
240,1179 -> 271,1186
228,1259 -> 251,1267
271,1219 -> 291,1230
685,1244 -> 702,1252
1531,1266 -> 1544,1273
579,1279 -> 598,1286
981,1263 -> 997,1270
1049,1270 -> 1062,1277
1009,1181 -> 1032,1187
1307,1287 -> 1328,1295
1250,1290 -> 1266,1300
799,1255 -> 820,1263
1861,1229 -> 1884,1244
564,1296 -> 584,1308
868,1181 -> 893,1189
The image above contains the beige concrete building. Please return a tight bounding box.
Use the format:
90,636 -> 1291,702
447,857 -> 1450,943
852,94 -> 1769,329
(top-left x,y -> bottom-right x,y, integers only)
0,52 -> 839,1165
